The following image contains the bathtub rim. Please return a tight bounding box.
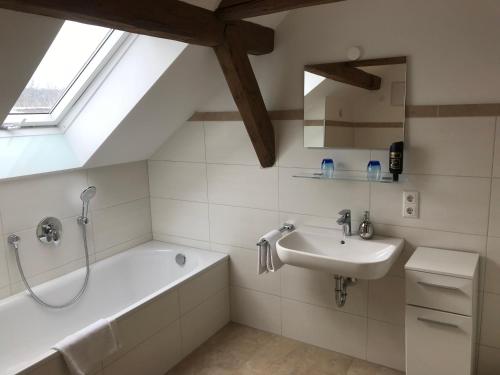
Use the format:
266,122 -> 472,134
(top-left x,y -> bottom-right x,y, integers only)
5,240 -> 228,375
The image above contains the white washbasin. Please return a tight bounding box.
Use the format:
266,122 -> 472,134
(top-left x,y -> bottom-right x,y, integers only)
276,228 -> 404,280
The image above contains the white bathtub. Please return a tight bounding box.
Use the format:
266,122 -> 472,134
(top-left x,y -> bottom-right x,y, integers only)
1,241 -> 229,375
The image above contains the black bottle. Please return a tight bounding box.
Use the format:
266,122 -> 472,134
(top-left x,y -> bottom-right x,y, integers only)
389,141 -> 404,181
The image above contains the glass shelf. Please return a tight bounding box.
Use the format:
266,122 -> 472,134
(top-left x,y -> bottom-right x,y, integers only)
292,170 -> 403,183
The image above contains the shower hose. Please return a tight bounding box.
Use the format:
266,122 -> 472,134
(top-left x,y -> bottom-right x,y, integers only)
8,221 -> 91,309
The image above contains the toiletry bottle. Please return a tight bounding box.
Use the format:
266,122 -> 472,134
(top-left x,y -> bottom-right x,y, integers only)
389,141 -> 404,181
359,211 -> 374,240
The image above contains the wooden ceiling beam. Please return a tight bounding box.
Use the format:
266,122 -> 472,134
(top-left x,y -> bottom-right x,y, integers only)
214,24 -> 276,167
0,0 -> 274,55
0,0 -> 278,166
305,62 -> 382,91
217,0 -> 346,21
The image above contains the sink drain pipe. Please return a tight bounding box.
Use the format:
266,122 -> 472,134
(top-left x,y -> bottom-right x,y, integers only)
335,276 -> 357,307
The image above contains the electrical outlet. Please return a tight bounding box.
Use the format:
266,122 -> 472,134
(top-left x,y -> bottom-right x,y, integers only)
403,191 -> 419,218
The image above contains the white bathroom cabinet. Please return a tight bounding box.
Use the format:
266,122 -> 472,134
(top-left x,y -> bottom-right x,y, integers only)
405,247 -> 479,375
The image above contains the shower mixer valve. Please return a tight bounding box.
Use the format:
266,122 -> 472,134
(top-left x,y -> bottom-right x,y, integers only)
36,217 -> 63,245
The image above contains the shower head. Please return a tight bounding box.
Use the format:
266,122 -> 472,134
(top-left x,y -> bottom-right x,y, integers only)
79,187 -> 97,224
80,186 -> 97,203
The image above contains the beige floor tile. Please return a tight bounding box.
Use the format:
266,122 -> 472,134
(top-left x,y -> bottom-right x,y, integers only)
168,323 -> 404,375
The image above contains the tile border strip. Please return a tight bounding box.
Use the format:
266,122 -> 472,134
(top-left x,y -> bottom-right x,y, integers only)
188,104 -> 500,122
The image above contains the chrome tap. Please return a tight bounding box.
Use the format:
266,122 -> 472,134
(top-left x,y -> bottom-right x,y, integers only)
337,209 -> 352,236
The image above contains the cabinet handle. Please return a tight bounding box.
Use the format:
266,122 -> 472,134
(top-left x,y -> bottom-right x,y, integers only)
417,281 -> 461,291
417,317 -> 459,328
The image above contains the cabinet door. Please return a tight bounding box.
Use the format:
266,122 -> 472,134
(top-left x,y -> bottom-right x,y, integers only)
406,305 -> 473,375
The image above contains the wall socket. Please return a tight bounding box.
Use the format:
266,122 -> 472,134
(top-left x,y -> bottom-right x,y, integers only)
403,191 -> 419,218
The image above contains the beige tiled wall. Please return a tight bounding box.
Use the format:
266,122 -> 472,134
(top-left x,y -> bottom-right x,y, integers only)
149,117 -> 500,373
0,161 -> 153,298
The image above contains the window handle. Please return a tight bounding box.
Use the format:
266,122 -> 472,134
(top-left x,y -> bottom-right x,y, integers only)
417,317 -> 459,329
417,281 -> 462,291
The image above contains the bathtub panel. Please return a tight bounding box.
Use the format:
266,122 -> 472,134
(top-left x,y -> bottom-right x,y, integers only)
180,287 -> 230,356
103,320 -> 182,375
0,241 -> 227,375
179,260 -> 228,314
104,289 -> 180,365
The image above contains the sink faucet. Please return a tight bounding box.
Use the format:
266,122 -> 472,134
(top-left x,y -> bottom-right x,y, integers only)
337,209 -> 352,237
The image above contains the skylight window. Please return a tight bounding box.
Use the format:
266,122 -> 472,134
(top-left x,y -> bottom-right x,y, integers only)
3,21 -> 127,129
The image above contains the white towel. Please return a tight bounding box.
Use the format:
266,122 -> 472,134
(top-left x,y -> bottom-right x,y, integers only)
53,319 -> 120,375
258,229 -> 284,274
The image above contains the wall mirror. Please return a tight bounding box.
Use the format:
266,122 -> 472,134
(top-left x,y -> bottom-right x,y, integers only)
303,56 -> 407,149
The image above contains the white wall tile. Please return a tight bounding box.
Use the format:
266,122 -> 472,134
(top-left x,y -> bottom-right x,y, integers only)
151,198 -> 209,241
366,320 -> 405,371
282,298 -> 367,359
148,160 -> 207,202
368,276 -> 405,325
103,320 -> 182,375
405,117 -> 495,177
281,265 -> 367,316
478,345 -> 500,375
485,237 -> 500,294
152,233 -> 210,251
0,285 -> 10,299
279,168 -> 370,219
205,122 -> 260,165
279,211 -> 341,231
92,198 -> 151,253
0,171 -> 88,234
480,292 -> 500,348
6,216 -> 95,283
179,260 -> 228,314
276,120 -> 370,170
371,174 -> 491,235
488,178 -> 500,237
0,234 -> 9,289
230,286 -> 281,335
9,254 -> 96,296
207,164 -> 278,210
180,288 -> 230,356
95,233 -> 152,262
212,243 -> 281,296
375,224 -> 486,277
150,122 -> 205,163
88,161 -> 149,210
492,118 -> 500,178
209,204 -> 279,249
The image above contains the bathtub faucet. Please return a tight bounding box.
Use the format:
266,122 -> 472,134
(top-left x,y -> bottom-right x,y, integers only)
78,186 -> 97,225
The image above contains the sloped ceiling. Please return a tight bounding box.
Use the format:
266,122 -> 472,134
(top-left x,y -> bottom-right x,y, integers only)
86,44 -> 226,167
0,2 -> 290,178
0,10 -> 62,123
86,8 -> 290,167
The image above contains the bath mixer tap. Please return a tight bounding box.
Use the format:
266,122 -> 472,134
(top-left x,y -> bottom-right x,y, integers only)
337,209 -> 352,237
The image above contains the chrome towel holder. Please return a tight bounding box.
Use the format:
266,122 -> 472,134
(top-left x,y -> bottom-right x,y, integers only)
256,223 -> 295,247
